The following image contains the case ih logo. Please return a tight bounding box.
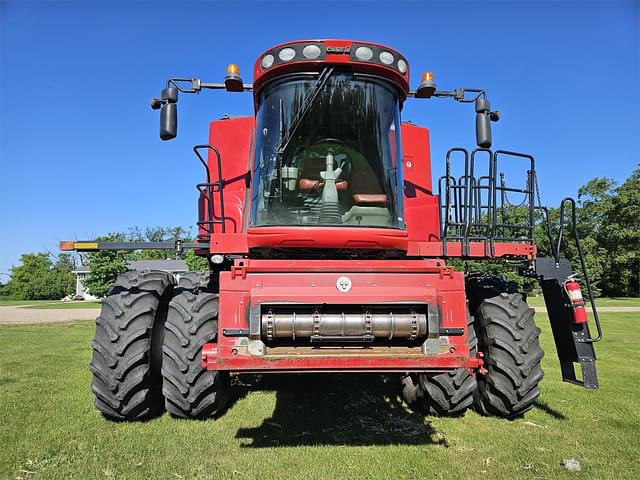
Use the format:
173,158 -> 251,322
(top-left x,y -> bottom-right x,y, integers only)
326,46 -> 351,54
336,276 -> 353,293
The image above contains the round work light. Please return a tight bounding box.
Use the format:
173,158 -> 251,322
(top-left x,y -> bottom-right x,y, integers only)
302,44 -> 321,59
355,46 -> 374,61
261,54 -> 275,69
278,48 -> 296,62
379,51 -> 394,65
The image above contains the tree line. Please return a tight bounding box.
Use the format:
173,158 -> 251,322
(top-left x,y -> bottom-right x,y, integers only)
1,168 -> 637,300
0,253 -> 76,300
458,166 -> 639,297
1,227 -> 206,300
82,226 -> 207,297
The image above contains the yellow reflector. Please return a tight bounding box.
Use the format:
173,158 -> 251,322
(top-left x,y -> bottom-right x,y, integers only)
422,71 -> 434,82
227,63 -> 240,75
74,242 -> 99,250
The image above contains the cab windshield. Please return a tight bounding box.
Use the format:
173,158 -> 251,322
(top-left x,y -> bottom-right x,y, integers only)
251,70 -> 404,228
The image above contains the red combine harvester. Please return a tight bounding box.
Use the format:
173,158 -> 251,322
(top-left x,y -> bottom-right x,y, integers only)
62,39 -> 602,421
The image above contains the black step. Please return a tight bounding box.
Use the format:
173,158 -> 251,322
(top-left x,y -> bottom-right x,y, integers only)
536,257 -> 598,389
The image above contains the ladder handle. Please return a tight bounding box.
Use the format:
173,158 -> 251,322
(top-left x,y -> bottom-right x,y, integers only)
194,145 -> 226,234
557,197 -> 602,343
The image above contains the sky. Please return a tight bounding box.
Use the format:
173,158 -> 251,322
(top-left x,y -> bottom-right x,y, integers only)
1,0 -> 638,278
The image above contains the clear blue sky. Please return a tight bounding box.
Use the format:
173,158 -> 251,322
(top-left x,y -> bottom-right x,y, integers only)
1,0 -> 638,277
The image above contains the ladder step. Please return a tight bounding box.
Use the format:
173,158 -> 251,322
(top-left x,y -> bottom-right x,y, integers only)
536,257 -> 598,389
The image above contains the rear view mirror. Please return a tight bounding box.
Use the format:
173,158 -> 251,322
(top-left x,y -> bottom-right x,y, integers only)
475,98 -> 492,148
160,103 -> 177,140
155,87 -> 178,141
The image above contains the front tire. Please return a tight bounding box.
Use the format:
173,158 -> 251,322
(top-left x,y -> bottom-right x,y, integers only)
401,314 -> 478,416
89,270 -> 175,421
467,274 -> 544,418
162,272 -> 230,419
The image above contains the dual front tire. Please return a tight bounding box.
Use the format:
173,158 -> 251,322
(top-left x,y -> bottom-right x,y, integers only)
91,271 -> 543,421
89,270 -> 229,421
162,272 -> 230,419
401,274 -> 544,419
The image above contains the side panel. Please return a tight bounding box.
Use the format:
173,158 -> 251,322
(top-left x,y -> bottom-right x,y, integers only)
401,122 -> 440,243
205,116 -> 254,236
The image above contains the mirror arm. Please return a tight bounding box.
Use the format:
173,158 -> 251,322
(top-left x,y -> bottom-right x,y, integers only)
411,86 -> 499,148
166,78 -> 253,93
411,86 -> 499,124
409,87 -> 484,102
152,77 -> 254,140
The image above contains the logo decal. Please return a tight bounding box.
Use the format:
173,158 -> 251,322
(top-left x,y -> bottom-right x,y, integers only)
326,46 -> 351,54
336,276 -> 352,293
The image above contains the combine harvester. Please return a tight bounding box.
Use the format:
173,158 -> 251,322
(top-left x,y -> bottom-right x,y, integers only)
62,39 -> 602,421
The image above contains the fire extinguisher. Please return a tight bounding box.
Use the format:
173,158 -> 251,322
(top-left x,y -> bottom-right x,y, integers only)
564,276 -> 589,324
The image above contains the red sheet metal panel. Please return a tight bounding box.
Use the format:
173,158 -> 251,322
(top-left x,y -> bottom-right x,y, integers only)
401,122 -> 440,243
206,116 -> 254,236
206,259 -> 475,373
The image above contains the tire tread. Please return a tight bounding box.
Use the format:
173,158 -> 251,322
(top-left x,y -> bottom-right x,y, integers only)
89,270 -> 174,420
401,313 -> 477,416
162,272 -> 230,419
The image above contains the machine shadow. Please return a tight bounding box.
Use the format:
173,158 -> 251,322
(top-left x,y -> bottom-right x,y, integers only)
533,399 -> 567,420
233,374 -> 447,448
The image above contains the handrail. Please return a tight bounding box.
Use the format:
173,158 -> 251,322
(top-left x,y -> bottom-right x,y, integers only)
437,147 -> 536,257
438,148 -> 471,256
193,144 -> 226,234
555,197 -> 602,343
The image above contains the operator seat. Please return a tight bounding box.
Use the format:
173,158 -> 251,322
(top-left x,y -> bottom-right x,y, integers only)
350,167 -> 387,206
298,154 -> 348,192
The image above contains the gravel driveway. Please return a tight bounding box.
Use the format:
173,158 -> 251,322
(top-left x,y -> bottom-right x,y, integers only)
533,307 -> 640,314
0,305 -> 100,325
0,305 -> 637,326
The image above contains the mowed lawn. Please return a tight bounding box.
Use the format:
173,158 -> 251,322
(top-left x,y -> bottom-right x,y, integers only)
1,312 -> 639,479
0,300 -> 101,309
526,296 -> 640,308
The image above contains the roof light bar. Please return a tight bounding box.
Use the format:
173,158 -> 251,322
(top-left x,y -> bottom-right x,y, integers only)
258,41 -> 409,77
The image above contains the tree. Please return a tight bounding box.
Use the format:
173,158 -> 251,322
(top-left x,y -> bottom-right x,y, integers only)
577,168 -> 640,297
128,226 -> 188,260
83,233 -> 132,298
185,249 -> 209,271
82,226 -> 197,297
534,167 -> 640,298
8,252 -> 75,300
450,165 -> 640,299
609,168 -> 640,296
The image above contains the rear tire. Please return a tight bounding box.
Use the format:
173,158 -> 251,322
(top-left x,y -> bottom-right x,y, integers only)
466,274 -> 544,419
162,272 -> 230,419
89,270 -> 174,421
401,314 -> 477,416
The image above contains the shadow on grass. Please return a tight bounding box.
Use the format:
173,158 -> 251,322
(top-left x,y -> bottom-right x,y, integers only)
233,374 -> 447,448
533,399 -> 567,420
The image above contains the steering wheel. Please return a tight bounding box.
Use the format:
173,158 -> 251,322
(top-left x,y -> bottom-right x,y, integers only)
313,137 -> 345,147
308,138 -> 352,180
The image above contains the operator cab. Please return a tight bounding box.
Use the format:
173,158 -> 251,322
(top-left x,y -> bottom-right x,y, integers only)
251,68 -> 405,229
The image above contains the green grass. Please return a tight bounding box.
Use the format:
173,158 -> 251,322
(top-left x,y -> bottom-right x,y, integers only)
0,300 -> 101,309
1,314 -> 639,479
526,296 -> 640,307
0,300 -> 45,306
24,301 -> 101,310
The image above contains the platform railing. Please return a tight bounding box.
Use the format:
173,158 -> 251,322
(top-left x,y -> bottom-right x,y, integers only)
437,147 -> 536,256
194,144 -> 227,241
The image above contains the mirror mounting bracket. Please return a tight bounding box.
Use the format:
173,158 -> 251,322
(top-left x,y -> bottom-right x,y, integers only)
411,86 -> 500,148
165,77 -> 253,94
